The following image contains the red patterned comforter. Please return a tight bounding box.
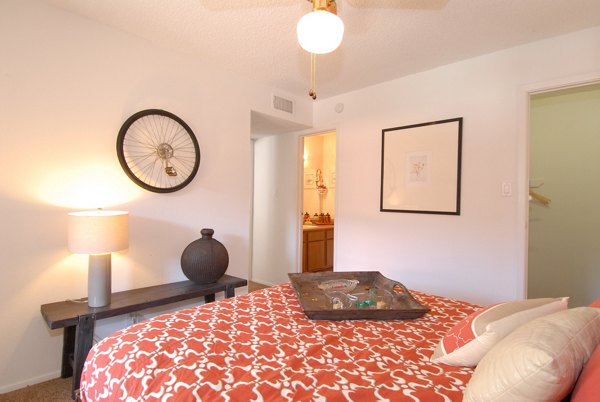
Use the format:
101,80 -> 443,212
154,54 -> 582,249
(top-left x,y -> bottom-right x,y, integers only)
80,283 -> 478,401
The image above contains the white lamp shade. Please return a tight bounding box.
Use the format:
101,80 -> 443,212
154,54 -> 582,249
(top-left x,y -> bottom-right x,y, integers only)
297,10 -> 344,54
68,210 -> 129,254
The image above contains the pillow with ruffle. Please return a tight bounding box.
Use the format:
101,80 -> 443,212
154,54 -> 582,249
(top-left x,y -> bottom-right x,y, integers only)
431,297 -> 568,367
589,298 -> 600,308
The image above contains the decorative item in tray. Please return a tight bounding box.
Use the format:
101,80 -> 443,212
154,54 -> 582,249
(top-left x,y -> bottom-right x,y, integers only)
288,271 -> 429,320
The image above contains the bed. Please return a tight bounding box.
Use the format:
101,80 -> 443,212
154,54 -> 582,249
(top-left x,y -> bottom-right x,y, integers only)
79,281 -> 600,402
80,282 -> 478,401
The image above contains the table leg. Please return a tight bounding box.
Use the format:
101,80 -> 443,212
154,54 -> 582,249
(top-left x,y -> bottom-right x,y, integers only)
61,326 -> 75,378
225,285 -> 235,298
72,315 -> 95,399
204,294 -> 216,303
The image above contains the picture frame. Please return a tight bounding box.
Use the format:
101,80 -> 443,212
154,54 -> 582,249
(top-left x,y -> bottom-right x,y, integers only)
304,169 -> 316,188
380,117 -> 463,215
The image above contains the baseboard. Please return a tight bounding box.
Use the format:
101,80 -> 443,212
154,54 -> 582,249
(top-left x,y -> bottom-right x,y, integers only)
0,370 -> 62,394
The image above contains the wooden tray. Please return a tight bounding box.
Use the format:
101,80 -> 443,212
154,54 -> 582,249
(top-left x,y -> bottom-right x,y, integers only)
288,271 -> 429,320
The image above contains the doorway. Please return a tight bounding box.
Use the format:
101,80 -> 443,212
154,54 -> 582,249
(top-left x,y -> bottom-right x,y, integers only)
527,83 -> 600,306
301,131 -> 336,273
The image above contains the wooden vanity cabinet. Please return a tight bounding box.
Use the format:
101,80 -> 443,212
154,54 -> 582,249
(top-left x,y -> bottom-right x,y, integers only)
302,226 -> 334,273
326,229 -> 334,268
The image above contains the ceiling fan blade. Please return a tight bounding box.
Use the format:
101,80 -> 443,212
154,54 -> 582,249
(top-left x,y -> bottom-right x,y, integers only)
344,0 -> 448,10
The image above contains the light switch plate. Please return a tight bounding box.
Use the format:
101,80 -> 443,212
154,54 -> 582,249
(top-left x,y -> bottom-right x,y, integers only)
501,181 -> 512,197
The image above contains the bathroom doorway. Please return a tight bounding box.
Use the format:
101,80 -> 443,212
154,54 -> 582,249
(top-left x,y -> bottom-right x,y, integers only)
301,131 -> 336,273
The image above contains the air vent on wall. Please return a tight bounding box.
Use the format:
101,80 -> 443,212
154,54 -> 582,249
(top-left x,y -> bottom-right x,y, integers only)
272,94 -> 294,115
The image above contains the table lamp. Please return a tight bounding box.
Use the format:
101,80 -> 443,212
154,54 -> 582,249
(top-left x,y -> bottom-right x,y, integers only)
68,210 -> 129,307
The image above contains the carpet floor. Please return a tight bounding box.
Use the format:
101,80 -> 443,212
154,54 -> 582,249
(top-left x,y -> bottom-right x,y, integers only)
0,377 -> 71,402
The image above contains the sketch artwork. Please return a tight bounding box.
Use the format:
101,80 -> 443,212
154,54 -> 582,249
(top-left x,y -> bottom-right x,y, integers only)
407,152 -> 430,184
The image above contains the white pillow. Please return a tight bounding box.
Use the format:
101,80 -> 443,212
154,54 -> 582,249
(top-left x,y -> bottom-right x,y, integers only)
463,307 -> 600,402
431,297 -> 568,367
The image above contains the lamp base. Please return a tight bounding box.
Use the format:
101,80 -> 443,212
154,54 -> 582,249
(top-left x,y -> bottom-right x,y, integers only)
88,254 -> 111,307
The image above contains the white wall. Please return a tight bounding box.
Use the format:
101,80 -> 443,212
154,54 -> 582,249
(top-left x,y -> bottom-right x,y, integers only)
312,27 -> 600,305
0,0 -> 311,392
252,134 -> 302,285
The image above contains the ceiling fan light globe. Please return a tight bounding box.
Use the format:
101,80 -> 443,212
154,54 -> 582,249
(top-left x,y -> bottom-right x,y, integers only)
297,10 -> 344,54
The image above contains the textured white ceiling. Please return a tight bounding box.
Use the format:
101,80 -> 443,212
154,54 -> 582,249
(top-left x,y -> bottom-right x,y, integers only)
42,0 -> 600,101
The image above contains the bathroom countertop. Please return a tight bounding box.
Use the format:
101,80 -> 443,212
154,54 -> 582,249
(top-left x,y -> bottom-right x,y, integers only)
302,224 -> 334,231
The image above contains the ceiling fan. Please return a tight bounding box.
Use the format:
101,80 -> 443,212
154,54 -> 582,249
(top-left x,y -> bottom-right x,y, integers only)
297,0 -> 345,99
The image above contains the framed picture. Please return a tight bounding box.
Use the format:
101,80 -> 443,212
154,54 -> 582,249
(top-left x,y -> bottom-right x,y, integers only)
380,117 -> 463,215
304,169 -> 316,188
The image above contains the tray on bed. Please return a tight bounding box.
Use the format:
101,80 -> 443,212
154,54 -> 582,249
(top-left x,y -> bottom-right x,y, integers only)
288,271 -> 429,320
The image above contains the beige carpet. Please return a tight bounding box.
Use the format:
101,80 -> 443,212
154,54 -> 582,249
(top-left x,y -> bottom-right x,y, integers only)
248,281 -> 270,292
0,377 -> 71,402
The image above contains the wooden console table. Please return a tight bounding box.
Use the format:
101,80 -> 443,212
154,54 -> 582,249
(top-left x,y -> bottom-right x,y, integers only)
40,274 -> 247,399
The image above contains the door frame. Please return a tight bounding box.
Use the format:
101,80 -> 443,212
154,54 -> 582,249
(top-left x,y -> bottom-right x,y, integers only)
517,72 -> 600,298
297,129 -> 338,274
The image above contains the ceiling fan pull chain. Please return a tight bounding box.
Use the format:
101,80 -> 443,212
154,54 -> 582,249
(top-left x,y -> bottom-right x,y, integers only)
309,52 -> 317,100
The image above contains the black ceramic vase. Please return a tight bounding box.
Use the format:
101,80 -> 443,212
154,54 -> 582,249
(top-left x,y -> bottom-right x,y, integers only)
181,228 -> 229,284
